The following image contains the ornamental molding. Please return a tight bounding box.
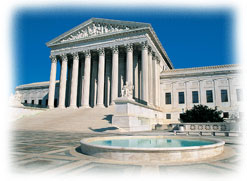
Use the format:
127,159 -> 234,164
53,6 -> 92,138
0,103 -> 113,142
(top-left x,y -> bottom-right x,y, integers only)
97,47 -> 105,56
72,52 -> 79,60
60,22 -> 133,43
49,55 -> 57,63
141,41 -> 148,50
111,46 -> 119,54
83,50 -> 91,57
125,43 -> 133,52
50,34 -> 148,56
61,54 -> 68,62
46,18 -> 174,69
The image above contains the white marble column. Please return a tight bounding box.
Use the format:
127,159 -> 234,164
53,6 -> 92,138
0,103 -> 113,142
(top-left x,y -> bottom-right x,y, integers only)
111,46 -> 119,105
97,48 -> 105,107
148,48 -> 153,106
126,43 -> 133,85
141,41 -> 149,103
69,52 -> 79,108
58,54 -> 68,109
153,56 -> 158,106
81,50 -> 91,108
133,52 -> 139,99
48,55 -> 57,109
156,59 -> 161,107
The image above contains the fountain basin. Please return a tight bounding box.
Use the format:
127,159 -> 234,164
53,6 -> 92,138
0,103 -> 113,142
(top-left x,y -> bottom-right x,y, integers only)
80,136 -> 225,163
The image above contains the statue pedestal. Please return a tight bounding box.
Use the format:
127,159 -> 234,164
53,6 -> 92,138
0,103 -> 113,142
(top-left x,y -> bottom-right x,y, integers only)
112,97 -> 163,132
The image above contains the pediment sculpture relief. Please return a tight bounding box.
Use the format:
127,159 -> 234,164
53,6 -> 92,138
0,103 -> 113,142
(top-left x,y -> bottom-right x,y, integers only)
60,23 -> 132,43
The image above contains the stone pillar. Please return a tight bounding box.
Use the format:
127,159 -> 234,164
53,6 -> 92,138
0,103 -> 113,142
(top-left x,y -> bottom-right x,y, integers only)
81,50 -> 91,108
58,54 -> 68,109
126,43 -> 133,85
141,41 -> 149,103
97,48 -> 105,107
148,48 -> 153,106
48,55 -> 57,109
157,59 -> 161,107
133,52 -> 139,99
69,52 -> 79,108
153,55 -> 158,106
111,46 -> 119,105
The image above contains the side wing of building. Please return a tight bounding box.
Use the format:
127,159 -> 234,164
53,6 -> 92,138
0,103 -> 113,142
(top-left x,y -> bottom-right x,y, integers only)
160,64 -> 242,123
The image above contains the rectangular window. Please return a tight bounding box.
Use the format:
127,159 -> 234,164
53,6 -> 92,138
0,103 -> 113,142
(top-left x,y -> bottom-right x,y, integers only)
165,93 -> 171,104
46,99 -> 48,106
221,89 -> 228,102
178,92 -> 184,104
166,114 -> 171,119
206,90 -> 213,103
236,89 -> 242,102
31,100 -> 34,104
24,100 -> 27,104
38,100 -> 42,105
192,91 -> 199,103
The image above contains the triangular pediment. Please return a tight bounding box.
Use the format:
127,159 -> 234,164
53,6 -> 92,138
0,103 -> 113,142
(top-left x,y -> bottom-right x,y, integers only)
47,18 -> 151,46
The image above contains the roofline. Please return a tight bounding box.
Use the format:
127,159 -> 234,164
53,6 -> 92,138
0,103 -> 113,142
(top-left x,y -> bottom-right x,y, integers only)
46,17 -> 151,47
46,17 -> 173,69
161,64 -> 239,73
15,80 -> 59,90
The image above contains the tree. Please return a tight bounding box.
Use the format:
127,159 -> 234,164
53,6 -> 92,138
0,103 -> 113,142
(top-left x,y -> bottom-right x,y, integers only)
180,105 -> 224,123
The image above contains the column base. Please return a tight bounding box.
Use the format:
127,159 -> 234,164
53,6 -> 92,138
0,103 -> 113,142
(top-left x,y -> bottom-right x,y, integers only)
58,105 -> 66,109
96,104 -> 105,108
67,105 -> 78,109
48,105 -> 54,109
79,105 -> 91,109
109,103 -> 116,107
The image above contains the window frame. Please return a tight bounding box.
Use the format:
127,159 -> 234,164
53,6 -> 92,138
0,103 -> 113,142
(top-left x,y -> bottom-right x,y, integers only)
178,92 -> 185,104
192,91 -> 199,103
165,92 -> 171,104
206,90 -> 213,103
221,89 -> 228,102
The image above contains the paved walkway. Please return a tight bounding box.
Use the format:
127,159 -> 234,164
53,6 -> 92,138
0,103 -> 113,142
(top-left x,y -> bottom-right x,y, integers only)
10,130 -> 242,176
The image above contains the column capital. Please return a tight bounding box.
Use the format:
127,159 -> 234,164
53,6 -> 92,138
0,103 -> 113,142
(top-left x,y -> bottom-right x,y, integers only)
125,43 -> 133,52
49,55 -> 57,63
148,46 -> 152,54
111,46 -> 119,54
156,57 -> 160,64
97,47 -> 105,56
152,52 -> 156,60
83,50 -> 91,58
72,52 -> 79,60
61,54 -> 68,62
141,41 -> 148,50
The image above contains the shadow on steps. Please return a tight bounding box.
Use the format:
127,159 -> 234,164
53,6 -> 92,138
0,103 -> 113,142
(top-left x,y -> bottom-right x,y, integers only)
88,126 -> 118,132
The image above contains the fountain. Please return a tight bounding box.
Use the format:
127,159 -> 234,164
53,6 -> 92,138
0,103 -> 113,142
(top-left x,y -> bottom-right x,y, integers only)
80,136 -> 225,163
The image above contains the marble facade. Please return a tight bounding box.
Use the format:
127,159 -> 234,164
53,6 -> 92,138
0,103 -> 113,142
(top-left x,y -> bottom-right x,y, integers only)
45,18 -> 171,109
14,18 -> 241,124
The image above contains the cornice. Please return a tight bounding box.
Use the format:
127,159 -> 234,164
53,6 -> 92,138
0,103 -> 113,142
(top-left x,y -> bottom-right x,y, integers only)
160,64 -> 240,79
46,18 -> 173,69
15,80 -> 59,90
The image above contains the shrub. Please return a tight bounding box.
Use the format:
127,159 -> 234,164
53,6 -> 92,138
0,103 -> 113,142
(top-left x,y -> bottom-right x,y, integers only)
180,105 -> 224,123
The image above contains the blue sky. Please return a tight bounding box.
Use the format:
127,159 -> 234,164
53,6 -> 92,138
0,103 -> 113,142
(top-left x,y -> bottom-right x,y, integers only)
12,7 -> 234,92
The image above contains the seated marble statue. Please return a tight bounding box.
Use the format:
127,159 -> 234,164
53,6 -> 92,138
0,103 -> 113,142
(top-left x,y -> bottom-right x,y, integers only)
121,81 -> 134,99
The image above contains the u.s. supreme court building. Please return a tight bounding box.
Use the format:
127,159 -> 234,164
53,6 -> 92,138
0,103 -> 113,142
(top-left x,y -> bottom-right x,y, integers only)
15,18 -> 242,125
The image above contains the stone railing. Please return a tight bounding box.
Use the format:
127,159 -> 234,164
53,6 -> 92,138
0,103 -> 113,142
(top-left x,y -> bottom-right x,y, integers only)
168,122 -> 241,136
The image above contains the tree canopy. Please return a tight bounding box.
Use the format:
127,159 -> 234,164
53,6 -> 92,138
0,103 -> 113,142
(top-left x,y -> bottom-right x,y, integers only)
180,105 -> 224,123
